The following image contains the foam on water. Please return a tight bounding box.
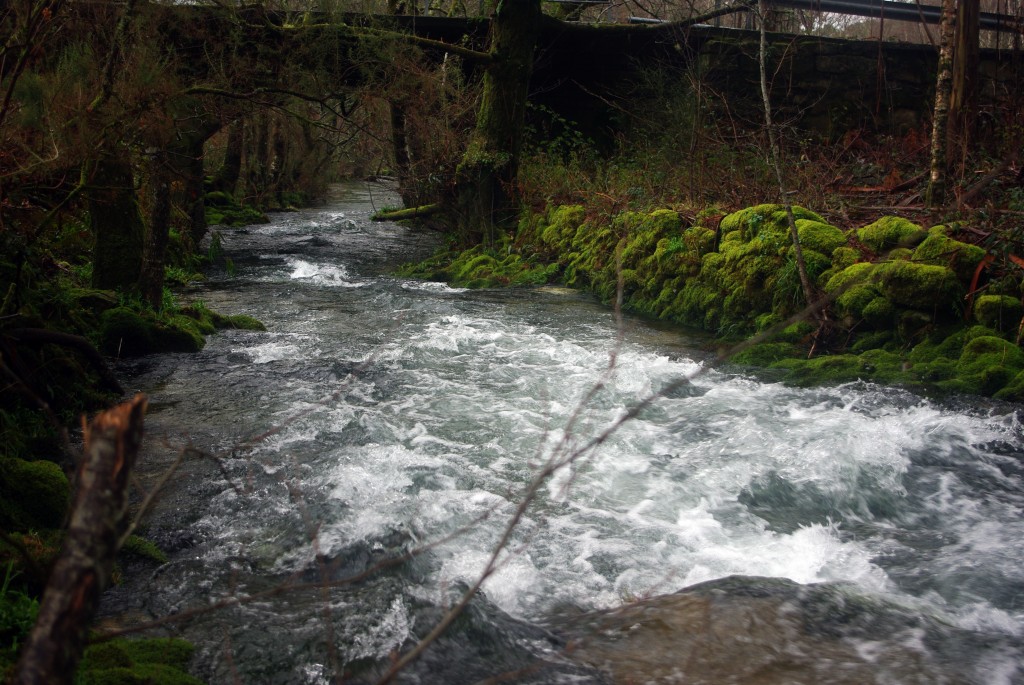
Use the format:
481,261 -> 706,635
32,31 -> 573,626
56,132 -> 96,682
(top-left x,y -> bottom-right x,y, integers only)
287,258 -> 367,287
132,191 -> 1024,679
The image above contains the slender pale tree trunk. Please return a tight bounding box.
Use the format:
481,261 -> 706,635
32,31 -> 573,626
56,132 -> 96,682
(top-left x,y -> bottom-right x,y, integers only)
926,0 -> 958,208
757,0 -> 816,316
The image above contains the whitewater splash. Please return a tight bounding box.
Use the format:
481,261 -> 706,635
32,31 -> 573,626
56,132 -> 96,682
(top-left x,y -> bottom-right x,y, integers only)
109,183 -> 1024,684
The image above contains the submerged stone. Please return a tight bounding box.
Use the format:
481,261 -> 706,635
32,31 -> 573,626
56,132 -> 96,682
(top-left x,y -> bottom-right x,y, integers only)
556,575 -> 987,684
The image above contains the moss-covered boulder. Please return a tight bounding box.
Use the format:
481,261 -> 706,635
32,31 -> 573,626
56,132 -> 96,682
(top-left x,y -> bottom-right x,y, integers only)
972,294 -> 1023,333
941,336 -> 1024,396
539,204 -> 586,250
796,220 -> 847,255
872,261 -> 962,315
911,233 -> 986,283
78,638 -> 201,685
719,204 -> 825,241
856,216 -> 928,253
0,457 -> 70,530
99,307 -> 207,356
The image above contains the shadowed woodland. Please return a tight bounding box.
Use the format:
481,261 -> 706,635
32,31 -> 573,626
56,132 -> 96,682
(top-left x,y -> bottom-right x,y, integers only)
2,0 -> 1024,681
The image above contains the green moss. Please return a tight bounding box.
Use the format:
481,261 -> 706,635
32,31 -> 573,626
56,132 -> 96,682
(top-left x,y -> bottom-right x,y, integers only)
540,205 -> 585,249
873,261 -> 961,314
824,262 -> 875,294
99,307 -> 207,356
159,316 -> 206,353
99,307 -> 154,356
835,283 -> 881,321
1,457 -> 68,530
973,294 -> 1022,333
204,192 -> 269,228
796,220 -> 846,255
862,296 -> 896,328
120,535 -> 168,564
79,638 -> 200,685
849,330 -> 893,353
212,313 -> 267,331
947,336 -> 1024,395
773,354 -> 864,386
731,342 -> 799,366
911,233 -> 986,283
831,246 -> 861,271
994,369 -> 1024,402
856,216 -> 928,253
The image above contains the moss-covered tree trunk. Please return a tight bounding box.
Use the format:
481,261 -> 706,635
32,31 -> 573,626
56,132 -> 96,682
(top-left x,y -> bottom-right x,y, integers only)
211,118 -> 244,196
88,150 -> 146,293
185,144 -> 208,248
926,0 -> 957,209
454,0 -> 541,246
139,150 -> 172,310
390,101 -> 417,206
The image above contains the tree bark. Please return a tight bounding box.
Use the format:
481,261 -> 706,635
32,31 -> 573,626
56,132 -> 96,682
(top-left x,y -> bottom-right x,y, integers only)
87,149 -> 146,293
14,396 -> 148,685
139,150 -> 172,310
758,0 -> 816,317
950,0 -> 979,151
454,0 -> 542,246
211,119 -> 244,197
925,0 -> 958,209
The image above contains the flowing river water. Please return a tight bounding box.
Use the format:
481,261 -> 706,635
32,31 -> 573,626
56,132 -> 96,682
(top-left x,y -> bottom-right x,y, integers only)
100,183 -> 1024,684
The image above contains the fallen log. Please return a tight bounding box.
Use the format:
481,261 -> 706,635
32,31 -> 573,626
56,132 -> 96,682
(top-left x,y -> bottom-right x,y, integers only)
371,203 -> 441,222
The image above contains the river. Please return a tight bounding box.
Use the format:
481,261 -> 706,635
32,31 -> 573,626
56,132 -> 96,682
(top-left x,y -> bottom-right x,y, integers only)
99,183 -> 1024,684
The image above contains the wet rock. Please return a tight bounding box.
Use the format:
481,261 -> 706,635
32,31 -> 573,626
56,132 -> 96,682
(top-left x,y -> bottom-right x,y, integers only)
554,575 -> 995,684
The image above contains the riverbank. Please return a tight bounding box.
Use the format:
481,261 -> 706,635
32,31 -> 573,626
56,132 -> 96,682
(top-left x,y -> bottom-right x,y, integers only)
400,202 -> 1024,403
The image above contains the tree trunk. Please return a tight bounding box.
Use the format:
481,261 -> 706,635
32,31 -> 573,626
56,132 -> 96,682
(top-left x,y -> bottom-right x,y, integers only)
211,119 -> 244,196
14,396 -> 147,685
454,0 -> 541,246
758,0 -> 816,317
138,150 -> 172,310
246,112 -> 271,207
950,0 -> 979,153
926,0 -> 958,209
88,149 -> 146,293
186,145 -> 208,248
390,101 -> 418,207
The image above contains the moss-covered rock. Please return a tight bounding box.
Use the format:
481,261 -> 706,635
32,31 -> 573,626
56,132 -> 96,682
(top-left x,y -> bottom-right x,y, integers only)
78,638 -> 201,685
911,233 -> 986,283
99,307 -> 207,356
99,307 -> 155,356
0,457 -> 70,530
944,336 -> 1024,396
856,216 -> 928,253
796,220 -> 847,255
731,342 -> 799,366
120,534 -> 169,564
972,294 -> 1022,333
872,261 -> 961,314
212,313 -> 268,331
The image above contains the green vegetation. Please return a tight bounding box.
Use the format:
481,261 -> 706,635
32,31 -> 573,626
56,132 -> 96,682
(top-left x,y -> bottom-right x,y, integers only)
76,638 -> 202,685
402,202 -> 1024,401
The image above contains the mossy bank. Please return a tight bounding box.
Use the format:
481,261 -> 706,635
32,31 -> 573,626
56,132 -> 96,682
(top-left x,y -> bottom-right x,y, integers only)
401,204 -> 1024,401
